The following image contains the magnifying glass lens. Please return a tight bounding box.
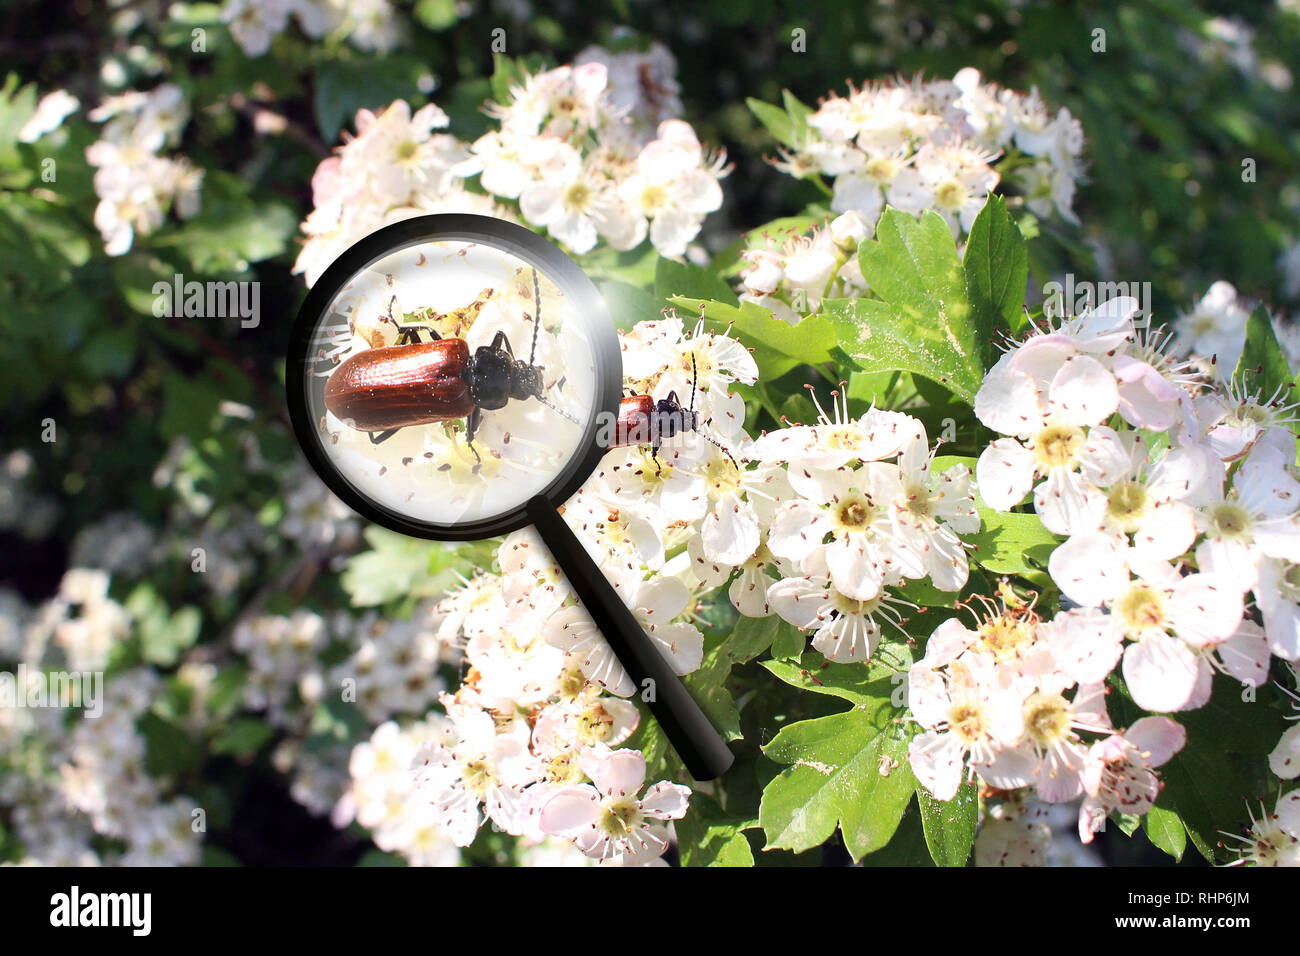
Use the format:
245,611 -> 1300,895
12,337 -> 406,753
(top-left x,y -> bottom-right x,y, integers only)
289,215 -> 733,780
304,240 -> 594,528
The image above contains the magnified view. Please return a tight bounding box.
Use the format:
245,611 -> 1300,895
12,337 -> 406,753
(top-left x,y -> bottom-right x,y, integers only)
301,241 -> 591,527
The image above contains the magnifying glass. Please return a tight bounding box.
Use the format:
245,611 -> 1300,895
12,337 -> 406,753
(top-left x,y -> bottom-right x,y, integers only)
285,213 -> 734,781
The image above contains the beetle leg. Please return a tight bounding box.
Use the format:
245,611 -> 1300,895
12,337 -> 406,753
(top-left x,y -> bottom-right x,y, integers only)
369,428 -> 401,444
465,408 -> 483,466
490,330 -> 513,357
651,437 -> 663,477
396,325 -> 440,345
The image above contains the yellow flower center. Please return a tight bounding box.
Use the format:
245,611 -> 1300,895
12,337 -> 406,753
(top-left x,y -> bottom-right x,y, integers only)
949,703 -> 986,744
864,155 -> 900,183
934,180 -> 967,210
835,495 -> 875,531
461,758 -> 493,797
1209,503 -> 1251,539
977,614 -> 1036,661
565,181 -> 593,210
1033,423 -> 1086,470
1116,584 -> 1167,633
598,796 -> 642,837
1023,692 -> 1071,747
640,184 -> 669,212
1106,480 -> 1150,532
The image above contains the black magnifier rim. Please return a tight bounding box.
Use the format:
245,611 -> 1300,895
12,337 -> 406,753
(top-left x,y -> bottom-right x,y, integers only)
285,213 -> 621,541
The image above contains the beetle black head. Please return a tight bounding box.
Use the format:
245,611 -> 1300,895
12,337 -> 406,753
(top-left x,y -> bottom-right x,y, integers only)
653,393 -> 698,440
509,359 -> 544,401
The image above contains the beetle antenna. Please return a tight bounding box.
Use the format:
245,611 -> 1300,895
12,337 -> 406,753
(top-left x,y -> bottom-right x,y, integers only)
698,428 -> 737,468
536,394 -> 580,425
690,351 -> 698,412
530,267 -> 541,367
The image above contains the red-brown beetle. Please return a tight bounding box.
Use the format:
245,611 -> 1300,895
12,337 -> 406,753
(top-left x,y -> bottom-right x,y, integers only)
608,354 -> 736,472
323,268 -> 570,462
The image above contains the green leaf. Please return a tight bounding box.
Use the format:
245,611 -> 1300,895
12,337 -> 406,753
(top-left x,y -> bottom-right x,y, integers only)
1152,675 -> 1288,862
0,74 -> 36,165
859,797 -> 932,866
746,97 -> 797,148
683,632 -> 744,742
728,614 -> 780,663
490,53 -> 524,107
759,696 -> 916,860
763,651 -> 909,708
152,175 -> 295,271
655,256 -> 738,307
210,718 -> 274,757
964,509 -> 1059,574
413,0 -> 460,30
142,605 -> 202,667
314,56 -> 429,142
674,296 -> 838,381
599,278 -> 663,331
916,783 -> 977,867
781,89 -> 814,145
1234,304 -> 1295,406
822,209 -> 983,403
140,711 -> 204,778
963,195 -> 1027,340
341,527 -> 467,606
675,795 -> 756,867
1143,804 -> 1186,861
769,619 -> 807,661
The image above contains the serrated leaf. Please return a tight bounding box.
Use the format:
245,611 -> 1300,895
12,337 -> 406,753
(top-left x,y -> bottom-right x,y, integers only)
964,509 -> 1059,574
1234,305 -> 1295,409
822,210 -> 983,403
781,89 -> 814,144
675,795 -> 756,867
675,296 -> 838,381
1158,746 -> 1229,862
963,195 -> 1027,341
655,256 -> 739,307
859,797 -> 932,866
917,782 -> 977,866
759,699 -> 916,860
341,527 -> 466,606
1143,804 -> 1186,861
763,653 -> 907,707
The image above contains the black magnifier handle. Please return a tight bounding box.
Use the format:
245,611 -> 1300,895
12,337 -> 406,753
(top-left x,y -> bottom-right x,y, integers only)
525,496 -> 735,781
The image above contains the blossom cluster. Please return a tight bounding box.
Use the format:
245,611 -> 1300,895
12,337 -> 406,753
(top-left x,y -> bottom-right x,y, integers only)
380,310 -> 980,863
85,83 -> 203,256
893,293 -> 1300,852
737,73 -> 1083,326
976,296 -> 1299,710
294,45 -> 726,286
0,572 -> 200,866
1174,279 -> 1300,378
773,69 -> 1084,234
909,593 -> 1187,846
220,0 -> 403,57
